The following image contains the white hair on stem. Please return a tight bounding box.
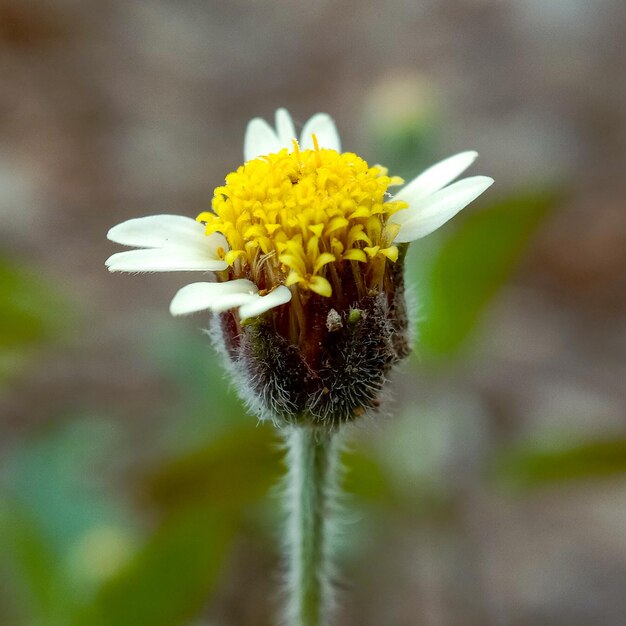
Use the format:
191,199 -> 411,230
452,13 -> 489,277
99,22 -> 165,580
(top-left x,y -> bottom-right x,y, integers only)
281,426 -> 345,626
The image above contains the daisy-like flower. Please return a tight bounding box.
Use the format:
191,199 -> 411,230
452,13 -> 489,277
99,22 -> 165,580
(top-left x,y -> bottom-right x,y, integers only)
106,109 -> 492,425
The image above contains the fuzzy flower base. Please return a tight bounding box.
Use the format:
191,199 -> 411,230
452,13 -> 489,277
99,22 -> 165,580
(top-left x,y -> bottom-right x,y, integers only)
212,284 -> 410,427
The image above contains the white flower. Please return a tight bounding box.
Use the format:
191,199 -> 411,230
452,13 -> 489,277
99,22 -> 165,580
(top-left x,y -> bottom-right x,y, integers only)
389,151 -> 493,242
106,108 -> 492,322
244,108 -> 341,161
105,216 -> 289,322
106,215 -> 228,272
169,280 -> 292,321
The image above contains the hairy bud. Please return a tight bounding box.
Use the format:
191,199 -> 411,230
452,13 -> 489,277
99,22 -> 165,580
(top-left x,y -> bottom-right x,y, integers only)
211,245 -> 412,427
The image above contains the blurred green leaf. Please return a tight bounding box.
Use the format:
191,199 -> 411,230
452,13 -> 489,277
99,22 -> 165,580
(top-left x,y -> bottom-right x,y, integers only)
0,503 -> 74,625
342,448 -> 395,505
5,417 -> 131,555
412,191 -> 557,358
342,446 -> 456,520
372,121 -> 437,181
0,254 -> 68,350
492,438 -> 626,489
142,424 -> 281,513
149,324 -> 249,447
76,505 -> 233,626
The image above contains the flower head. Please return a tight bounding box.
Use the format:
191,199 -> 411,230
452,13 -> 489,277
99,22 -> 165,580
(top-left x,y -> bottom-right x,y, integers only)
107,109 -> 492,426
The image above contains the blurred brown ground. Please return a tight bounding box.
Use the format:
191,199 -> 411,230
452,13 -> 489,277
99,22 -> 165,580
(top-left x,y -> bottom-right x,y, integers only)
1,1 -> 625,625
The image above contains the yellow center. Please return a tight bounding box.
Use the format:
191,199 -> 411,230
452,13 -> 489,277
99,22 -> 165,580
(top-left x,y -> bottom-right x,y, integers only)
197,141 -> 407,297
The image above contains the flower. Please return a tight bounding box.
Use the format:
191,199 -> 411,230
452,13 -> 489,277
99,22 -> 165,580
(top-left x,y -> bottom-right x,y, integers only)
106,108 -> 492,425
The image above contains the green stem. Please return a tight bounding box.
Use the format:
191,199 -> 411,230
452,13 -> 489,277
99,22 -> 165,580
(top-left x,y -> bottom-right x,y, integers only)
285,426 -> 339,626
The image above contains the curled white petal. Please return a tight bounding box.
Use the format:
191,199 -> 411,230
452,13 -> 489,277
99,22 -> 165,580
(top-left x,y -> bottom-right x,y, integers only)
106,248 -> 229,272
107,215 -> 208,250
238,285 -> 292,321
244,117 -> 283,161
170,279 -> 258,316
170,281 -> 291,320
393,176 -> 494,243
300,113 -> 341,152
275,108 -> 297,146
394,151 -> 479,205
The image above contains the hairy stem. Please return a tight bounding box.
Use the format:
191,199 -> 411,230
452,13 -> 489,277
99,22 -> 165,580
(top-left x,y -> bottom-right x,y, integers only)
284,426 -> 340,626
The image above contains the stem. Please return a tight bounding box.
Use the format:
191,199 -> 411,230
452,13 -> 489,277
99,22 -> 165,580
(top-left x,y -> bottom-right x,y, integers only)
284,426 -> 340,626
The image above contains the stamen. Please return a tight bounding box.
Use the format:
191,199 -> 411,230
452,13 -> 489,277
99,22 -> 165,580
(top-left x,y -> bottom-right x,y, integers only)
311,133 -> 322,167
200,146 -> 405,301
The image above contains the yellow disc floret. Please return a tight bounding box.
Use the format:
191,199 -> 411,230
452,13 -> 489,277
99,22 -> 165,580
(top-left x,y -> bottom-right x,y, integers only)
197,140 -> 407,297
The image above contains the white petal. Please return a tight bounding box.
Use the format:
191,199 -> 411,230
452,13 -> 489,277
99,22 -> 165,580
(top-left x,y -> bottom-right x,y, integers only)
395,151 -> 479,204
244,117 -> 283,161
106,248 -> 228,272
169,279 -> 258,316
393,176 -> 494,243
204,231 -> 229,256
238,285 -> 292,321
107,215 -> 208,249
300,113 -> 341,152
275,108 -> 297,146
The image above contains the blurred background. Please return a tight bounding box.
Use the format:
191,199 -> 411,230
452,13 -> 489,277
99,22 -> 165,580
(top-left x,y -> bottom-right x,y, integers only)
1,1 -> 625,624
